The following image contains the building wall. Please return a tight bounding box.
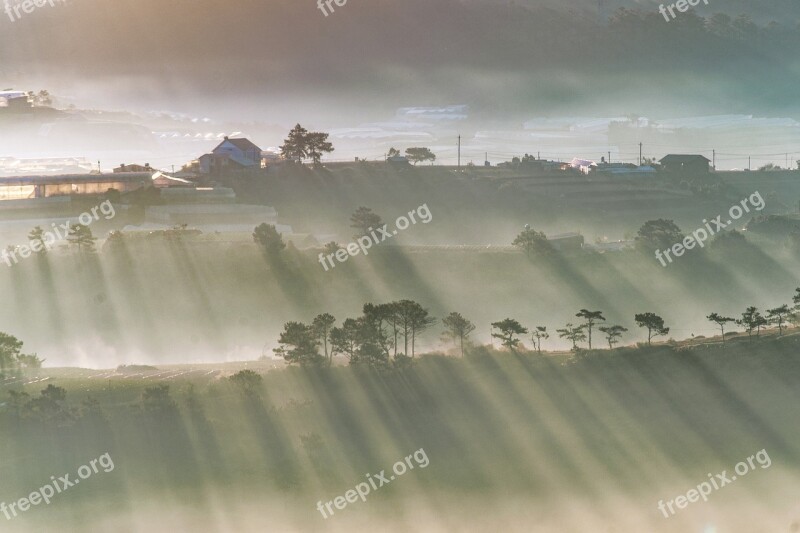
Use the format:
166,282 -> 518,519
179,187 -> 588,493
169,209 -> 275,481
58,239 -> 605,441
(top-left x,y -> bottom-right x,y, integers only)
0,174 -> 150,201
213,140 -> 259,164
548,235 -> 584,252
0,184 -> 35,200
664,161 -> 709,173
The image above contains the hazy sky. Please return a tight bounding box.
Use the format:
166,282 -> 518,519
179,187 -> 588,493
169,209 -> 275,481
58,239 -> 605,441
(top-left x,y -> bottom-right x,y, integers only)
2,0 -> 799,121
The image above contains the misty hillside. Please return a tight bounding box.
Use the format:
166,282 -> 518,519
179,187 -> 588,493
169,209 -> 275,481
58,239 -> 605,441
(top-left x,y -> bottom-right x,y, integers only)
4,0 -> 800,532
2,340 -> 799,532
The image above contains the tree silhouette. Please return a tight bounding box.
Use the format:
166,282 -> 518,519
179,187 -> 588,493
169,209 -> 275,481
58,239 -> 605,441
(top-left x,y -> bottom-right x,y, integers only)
17,354 -> 43,369
635,219 -> 683,252
253,223 -> 286,255
766,305 -> 790,336
330,318 -> 360,362
312,314 -> 337,366
634,313 -> 670,345
29,384 -> 72,425
362,303 -> 395,360
442,312 -> 476,357
349,207 -> 384,239
576,309 -> 605,349
531,326 -> 549,353
28,226 -> 48,256
67,223 -> 96,253
512,227 -> 554,257
707,313 -> 736,346
737,306 -> 767,340
229,370 -> 263,396
598,325 -> 627,349
557,323 -> 586,351
279,124 -> 334,165
0,332 -> 23,373
491,319 -> 528,351
388,300 -> 431,358
409,303 -> 436,358
405,147 -> 436,165
275,322 -> 324,366
306,131 -> 334,166
280,124 -> 309,162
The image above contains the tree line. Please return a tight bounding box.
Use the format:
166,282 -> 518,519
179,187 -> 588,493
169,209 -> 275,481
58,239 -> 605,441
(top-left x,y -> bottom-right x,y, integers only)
271,302 -> 669,367
489,311 -> 666,352
272,284 -> 800,367
4,223 -> 98,261
0,333 -> 43,375
387,147 -> 436,165
706,288 -> 800,344
273,300 -> 445,368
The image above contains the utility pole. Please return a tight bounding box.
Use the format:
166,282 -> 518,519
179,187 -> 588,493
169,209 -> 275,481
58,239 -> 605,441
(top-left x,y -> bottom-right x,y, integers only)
749,156 -> 751,171
639,142 -> 642,166
457,135 -> 461,170
712,149 -> 715,170
608,151 -> 611,164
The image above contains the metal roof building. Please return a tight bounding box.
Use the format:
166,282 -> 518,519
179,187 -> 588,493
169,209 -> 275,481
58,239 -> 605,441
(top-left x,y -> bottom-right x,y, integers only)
0,172 -> 152,201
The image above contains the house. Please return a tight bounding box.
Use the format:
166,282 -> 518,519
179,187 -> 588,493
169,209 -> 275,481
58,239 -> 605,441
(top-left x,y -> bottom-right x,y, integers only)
593,162 -> 657,177
659,154 -> 711,174
569,158 -> 597,175
547,232 -> 584,252
0,91 -> 32,112
387,155 -> 410,167
199,136 -> 263,174
151,172 -> 194,189
114,163 -> 153,173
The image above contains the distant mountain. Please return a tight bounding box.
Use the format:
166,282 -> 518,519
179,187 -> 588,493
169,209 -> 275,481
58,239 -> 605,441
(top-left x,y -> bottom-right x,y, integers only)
470,0 -> 800,24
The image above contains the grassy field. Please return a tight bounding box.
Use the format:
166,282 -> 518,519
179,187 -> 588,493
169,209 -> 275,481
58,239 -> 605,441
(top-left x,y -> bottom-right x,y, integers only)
1,337 -> 799,532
